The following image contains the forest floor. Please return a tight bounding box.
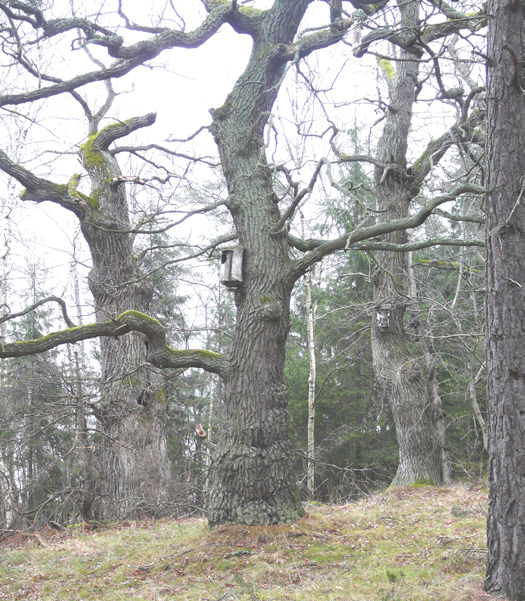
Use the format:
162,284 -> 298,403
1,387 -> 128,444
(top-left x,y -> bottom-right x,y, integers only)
0,484 -> 492,601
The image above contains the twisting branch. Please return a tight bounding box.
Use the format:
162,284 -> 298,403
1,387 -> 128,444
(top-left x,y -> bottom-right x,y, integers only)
0,3 -> 235,108
461,86 -> 484,123
0,310 -> 227,377
353,7 -> 487,58
434,208 -> 484,224
88,113 -> 157,151
272,157 -> 326,234
274,17 -> 357,64
285,183 -> 485,281
0,150 -> 86,217
0,296 -> 76,328
0,114 -> 159,220
410,108 -> 485,186
344,237 -> 484,252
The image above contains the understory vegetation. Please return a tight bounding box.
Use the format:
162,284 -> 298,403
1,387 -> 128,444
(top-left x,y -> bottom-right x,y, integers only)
0,484 -> 489,601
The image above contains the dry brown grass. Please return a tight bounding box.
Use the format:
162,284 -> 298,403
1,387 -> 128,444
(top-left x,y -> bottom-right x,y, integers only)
0,483 -> 490,600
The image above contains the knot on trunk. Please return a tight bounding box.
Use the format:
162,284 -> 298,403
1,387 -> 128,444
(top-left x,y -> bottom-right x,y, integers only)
259,298 -> 282,321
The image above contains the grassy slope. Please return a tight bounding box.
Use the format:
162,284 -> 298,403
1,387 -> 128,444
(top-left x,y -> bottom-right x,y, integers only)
0,485 -> 492,601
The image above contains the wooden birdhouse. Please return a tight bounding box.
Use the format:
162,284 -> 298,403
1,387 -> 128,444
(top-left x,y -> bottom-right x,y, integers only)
220,247 -> 245,288
376,305 -> 392,332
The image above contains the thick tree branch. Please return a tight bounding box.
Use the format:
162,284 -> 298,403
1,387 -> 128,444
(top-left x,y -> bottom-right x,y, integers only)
0,310 -> 226,377
0,151 -> 86,217
89,114 -> 157,151
0,115 -> 158,220
410,109 -> 485,185
0,4 -> 234,107
223,2 -> 267,36
434,208 -> 484,224
344,237 -> 484,252
282,17 -> 356,60
285,183 -> 484,280
0,58 -> 139,107
330,110 -> 483,193
354,9 -> 487,58
2,36 -> 103,120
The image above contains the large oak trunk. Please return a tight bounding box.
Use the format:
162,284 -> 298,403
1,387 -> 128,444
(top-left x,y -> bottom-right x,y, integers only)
206,122 -> 303,525
79,119 -> 171,517
370,0 -> 442,486
371,307 -> 442,485
206,2 -> 314,525
484,0 -> 525,597
208,279 -> 301,525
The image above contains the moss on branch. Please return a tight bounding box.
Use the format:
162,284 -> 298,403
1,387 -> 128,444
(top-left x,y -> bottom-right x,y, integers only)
0,310 -> 225,376
118,309 -> 162,327
378,58 -> 395,81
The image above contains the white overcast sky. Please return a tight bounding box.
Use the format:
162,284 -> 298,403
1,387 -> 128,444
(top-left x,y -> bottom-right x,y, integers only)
0,0 -> 481,330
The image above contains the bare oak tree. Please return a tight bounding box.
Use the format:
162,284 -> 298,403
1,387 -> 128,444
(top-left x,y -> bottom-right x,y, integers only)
0,0 -> 486,525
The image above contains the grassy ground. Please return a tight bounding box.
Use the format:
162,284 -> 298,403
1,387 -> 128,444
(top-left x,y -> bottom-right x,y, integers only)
0,484 -> 492,601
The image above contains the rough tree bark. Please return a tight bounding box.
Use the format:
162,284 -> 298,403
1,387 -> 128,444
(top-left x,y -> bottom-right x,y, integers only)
79,117 -> 171,517
206,2 -> 313,525
1,115 -> 172,517
407,253 -> 452,485
484,0 -> 525,597
205,0 -> 367,525
370,1 -> 442,486
0,0 -> 488,526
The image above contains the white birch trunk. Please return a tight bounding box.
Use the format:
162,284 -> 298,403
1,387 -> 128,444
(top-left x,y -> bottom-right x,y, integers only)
305,268 -> 317,499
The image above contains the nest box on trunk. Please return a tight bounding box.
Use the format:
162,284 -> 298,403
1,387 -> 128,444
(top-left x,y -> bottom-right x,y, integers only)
376,305 -> 392,332
220,247 -> 245,288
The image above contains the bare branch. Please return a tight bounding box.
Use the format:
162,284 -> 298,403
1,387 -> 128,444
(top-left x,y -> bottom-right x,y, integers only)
130,234 -> 238,283
0,296 -> 76,328
434,208 -> 484,224
353,9 -> 487,58
113,143 -> 219,167
0,310 -> 227,377
90,199 -> 229,236
410,110 -> 485,185
345,237 -> 484,252
0,4 -> 235,107
285,183 -> 484,280
272,157 -> 326,234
